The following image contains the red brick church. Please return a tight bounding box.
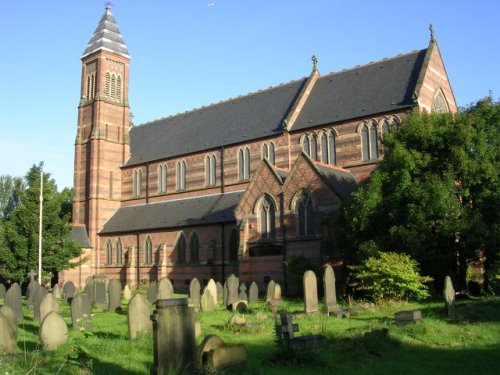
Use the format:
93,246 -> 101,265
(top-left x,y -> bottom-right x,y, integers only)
62,6 -> 456,291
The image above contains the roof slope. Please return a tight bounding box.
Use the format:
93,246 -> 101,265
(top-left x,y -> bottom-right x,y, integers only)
314,163 -> 358,200
69,226 -> 92,248
100,191 -> 243,234
292,49 -> 427,130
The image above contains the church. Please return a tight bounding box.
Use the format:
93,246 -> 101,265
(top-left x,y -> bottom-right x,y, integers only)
63,6 -> 457,292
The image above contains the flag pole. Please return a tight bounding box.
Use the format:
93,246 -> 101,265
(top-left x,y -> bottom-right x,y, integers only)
38,169 -> 43,285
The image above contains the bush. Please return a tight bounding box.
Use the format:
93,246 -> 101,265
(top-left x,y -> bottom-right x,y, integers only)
349,251 -> 432,302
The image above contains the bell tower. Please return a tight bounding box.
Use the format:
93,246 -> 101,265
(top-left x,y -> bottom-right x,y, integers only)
72,5 -> 131,275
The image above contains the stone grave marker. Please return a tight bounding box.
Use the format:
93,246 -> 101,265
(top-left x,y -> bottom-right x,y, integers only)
279,312 -> 324,349
238,283 -> 248,300
71,294 -> 92,330
108,279 -> 122,312
231,300 -> 248,313
33,285 -> 48,321
223,281 -> 228,306
28,269 -> 37,282
323,265 -> 340,315
39,311 -> 68,351
206,279 -> 217,305
303,270 -> 319,315
0,313 -> 17,354
52,284 -> 62,299
201,288 -> 215,312
395,310 -> 422,325
444,275 -> 456,317
147,283 -> 158,304
128,294 -> 152,339
123,284 -> 132,301
157,278 -> 174,300
249,282 -> 258,304
0,284 -> 6,299
39,293 -> 59,323
226,274 -> 239,306
63,281 -> 75,304
5,283 -> 23,321
27,280 -> 38,310
216,282 -> 223,305
189,278 -> 201,310
265,280 -> 276,303
274,283 -> 282,301
0,305 -> 18,329
93,275 -> 108,308
197,335 -> 246,371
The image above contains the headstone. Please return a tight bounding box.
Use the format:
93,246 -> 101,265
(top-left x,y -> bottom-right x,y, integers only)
279,312 -> 324,349
323,265 -> 340,314
108,279 -> 122,312
147,283 -> 158,304
197,335 -> 225,369
33,285 -> 48,321
71,294 -> 92,330
157,278 -> 174,300
216,282 -> 223,305
85,277 -> 95,305
274,283 -> 282,301
395,310 -> 422,325
444,276 -> 455,317
201,288 -> 215,312
0,284 -> 6,299
303,270 -> 319,315
0,305 -> 18,329
238,283 -> 248,300
189,278 -> 201,310
150,298 -> 195,374
123,284 -> 132,301
0,313 -> 17,354
206,279 -> 217,305
5,283 -> 23,321
93,275 -> 108,308
226,274 -> 239,306
39,311 -> 68,351
231,300 -> 248,313
128,294 -> 152,339
26,280 -> 38,310
265,280 -> 276,303
39,293 -> 59,323
197,335 -> 246,371
52,284 -> 62,299
63,281 -> 75,304
28,269 -> 37,282
249,282 -> 259,304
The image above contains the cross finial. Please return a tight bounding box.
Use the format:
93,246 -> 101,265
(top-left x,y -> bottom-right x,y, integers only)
429,23 -> 435,42
312,55 -> 318,73
105,0 -> 113,9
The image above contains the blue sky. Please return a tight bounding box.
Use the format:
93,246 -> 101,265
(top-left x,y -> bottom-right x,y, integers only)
1,0 -> 499,190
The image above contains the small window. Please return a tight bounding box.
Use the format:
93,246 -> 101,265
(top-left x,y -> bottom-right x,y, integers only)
238,148 -> 250,181
296,190 -> 315,236
158,164 -> 167,193
328,132 -> 336,165
205,155 -> 216,187
133,169 -> 142,197
310,134 -> 318,161
360,122 -> 379,161
105,72 -> 110,96
145,237 -> 153,264
176,161 -> 186,191
361,125 -> 370,161
116,75 -> 122,101
369,121 -> 379,159
116,239 -> 123,265
262,142 -> 276,165
106,240 -> 113,265
260,195 -> 276,240
302,136 -> 311,156
177,233 -> 186,264
190,233 -> 199,264
432,90 -> 449,113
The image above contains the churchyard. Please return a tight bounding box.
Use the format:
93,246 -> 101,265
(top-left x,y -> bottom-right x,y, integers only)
0,273 -> 499,375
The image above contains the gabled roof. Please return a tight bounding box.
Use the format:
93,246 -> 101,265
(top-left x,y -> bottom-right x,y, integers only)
69,226 -> 92,248
314,163 -> 358,200
100,191 -> 243,234
82,7 -> 130,59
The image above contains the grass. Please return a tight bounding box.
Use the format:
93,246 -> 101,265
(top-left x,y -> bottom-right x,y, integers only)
0,296 -> 499,374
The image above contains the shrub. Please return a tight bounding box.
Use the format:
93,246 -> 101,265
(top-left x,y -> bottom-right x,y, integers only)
349,251 -> 432,302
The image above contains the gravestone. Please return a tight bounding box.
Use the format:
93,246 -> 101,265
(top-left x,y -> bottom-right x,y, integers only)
93,275 -> 108,308
5,283 -> 23,321
226,274 -> 239,306
444,275 -> 455,317
249,282 -> 259,304
108,279 -> 122,312
128,294 -> 152,339
0,305 -> 18,329
323,265 -> 340,315
279,312 -> 324,349
39,311 -> 68,351
123,284 -> 132,301
189,278 -> 201,310
71,294 -> 92,330
157,278 -> 174,300
395,310 -> 422,325
0,284 -> 6,299
33,285 -> 48,321
238,283 -> 248,300
39,293 -> 59,323
147,283 -> 158,304
197,335 -> 225,369
85,277 -> 95,305
63,281 -> 75,304
27,280 -> 38,310
206,279 -> 217,305
266,280 -> 276,303
28,269 -> 37,282
231,300 -> 248,313
0,313 -> 17,354
303,270 -> 319,315
197,335 -> 246,371
52,284 -> 62,299
201,288 -> 215,312
274,283 -> 282,301
216,282 -> 223,305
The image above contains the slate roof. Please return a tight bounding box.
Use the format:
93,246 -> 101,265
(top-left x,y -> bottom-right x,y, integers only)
82,7 -> 129,59
69,226 -> 92,248
315,163 -> 358,200
100,191 -> 244,234
125,48 -> 427,167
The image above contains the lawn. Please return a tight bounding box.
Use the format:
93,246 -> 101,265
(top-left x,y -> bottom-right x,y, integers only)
1,295 -> 499,374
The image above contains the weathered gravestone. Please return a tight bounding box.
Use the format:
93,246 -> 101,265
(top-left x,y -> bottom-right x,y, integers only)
238,283 -> 248,300
123,284 -> 132,301
84,278 -> 95,306
226,274 -> 239,307
303,270 -> 319,315
108,279 -> 122,312
231,300 -> 249,313
157,278 -> 174,300
128,294 -> 152,339
249,282 -> 259,304
63,281 -> 75,304
39,293 -> 59,323
26,280 -> 38,310
323,265 -> 340,315
278,312 -> 325,349
5,283 -> 23,321
39,311 -> 68,351
93,275 -> 108,308
147,283 -> 158,304
0,313 -> 17,354
33,285 -> 48,321
266,280 -> 276,303
0,284 -> 6,299
201,288 -> 215,312
71,294 -> 92,330
274,283 -> 282,302
206,279 -> 217,305
52,284 -> 62,300
189,278 -> 201,311
216,282 -> 223,305
197,334 -> 246,371
0,305 -> 18,329
395,310 -> 422,325
444,275 -> 455,317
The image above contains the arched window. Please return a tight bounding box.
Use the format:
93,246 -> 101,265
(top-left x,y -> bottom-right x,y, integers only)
302,135 -> 311,156
262,142 -> 276,165
361,125 -> 370,161
116,239 -> 123,265
111,74 -> 116,98
158,164 -> 167,193
360,122 -> 380,161
259,195 -> 276,240
369,121 -> 379,159
116,75 -> 122,101
106,240 -> 113,265
177,233 -> 186,264
296,190 -> 315,236
189,233 -> 199,264
229,227 -> 239,261
328,132 -> 336,165
432,90 -> 449,113
133,169 -> 142,197
382,119 -> 390,136
105,72 -> 110,96
238,148 -> 250,181
205,155 -> 216,187
145,237 -> 153,265
310,134 -> 318,161
86,75 -> 91,100
176,161 -> 186,191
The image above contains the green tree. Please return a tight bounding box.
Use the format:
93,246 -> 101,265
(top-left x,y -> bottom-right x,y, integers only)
0,163 -> 82,283
339,99 -> 499,291
0,174 -> 24,218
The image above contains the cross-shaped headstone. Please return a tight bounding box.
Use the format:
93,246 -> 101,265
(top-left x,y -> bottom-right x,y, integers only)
28,270 -> 37,282
280,312 -> 299,341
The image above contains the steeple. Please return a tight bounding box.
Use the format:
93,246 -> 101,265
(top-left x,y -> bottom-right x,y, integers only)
82,6 -> 130,59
